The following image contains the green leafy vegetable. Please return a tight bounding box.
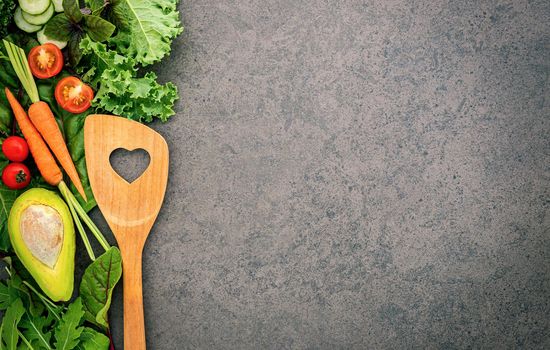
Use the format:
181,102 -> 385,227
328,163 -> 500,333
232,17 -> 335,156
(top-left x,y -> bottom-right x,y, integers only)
0,183 -> 22,252
76,328 -> 109,350
79,37 -> 179,122
54,298 -> 84,350
0,0 -> 16,39
1,298 -> 24,350
94,0 -> 183,65
0,255 -> 117,349
80,247 -> 122,330
19,315 -> 53,350
44,0 -> 115,66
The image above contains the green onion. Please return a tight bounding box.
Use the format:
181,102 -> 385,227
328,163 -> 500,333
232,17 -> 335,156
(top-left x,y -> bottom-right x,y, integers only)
2,40 -> 39,103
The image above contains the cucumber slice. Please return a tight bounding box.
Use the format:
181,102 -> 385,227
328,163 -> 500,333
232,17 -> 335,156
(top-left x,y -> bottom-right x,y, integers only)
14,7 -> 42,33
37,28 -> 67,49
18,0 -> 51,15
52,0 -> 63,12
22,3 -> 54,25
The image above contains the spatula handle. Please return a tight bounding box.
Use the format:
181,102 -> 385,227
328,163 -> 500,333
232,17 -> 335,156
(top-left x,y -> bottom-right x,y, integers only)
121,248 -> 146,350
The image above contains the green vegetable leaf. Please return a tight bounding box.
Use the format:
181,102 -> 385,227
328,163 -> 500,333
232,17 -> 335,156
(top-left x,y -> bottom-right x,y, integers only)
54,298 -> 84,350
0,282 -> 9,310
107,0 -> 183,65
80,247 -> 122,330
43,14 -> 72,42
79,38 -> 179,122
85,0 -> 106,16
1,298 -> 25,350
78,36 -> 134,89
63,0 -> 83,23
20,315 -> 53,350
67,31 -> 85,67
0,0 -> 16,38
82,15 -> 115,42
75,328 -> 109,350
0,183 -> 22,252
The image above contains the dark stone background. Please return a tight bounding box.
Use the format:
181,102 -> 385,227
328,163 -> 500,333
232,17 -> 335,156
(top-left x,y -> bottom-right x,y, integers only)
91,0 -> 550,348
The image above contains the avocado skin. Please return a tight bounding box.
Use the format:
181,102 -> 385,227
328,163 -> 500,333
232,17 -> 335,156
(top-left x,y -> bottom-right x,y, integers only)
8,188 -> 75,302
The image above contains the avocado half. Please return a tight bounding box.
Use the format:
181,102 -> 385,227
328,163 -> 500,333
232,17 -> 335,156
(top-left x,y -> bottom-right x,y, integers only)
8,188 -> 75,301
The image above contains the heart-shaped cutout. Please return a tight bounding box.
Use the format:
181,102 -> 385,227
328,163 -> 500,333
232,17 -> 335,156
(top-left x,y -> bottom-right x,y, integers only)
109,148 -> 151,184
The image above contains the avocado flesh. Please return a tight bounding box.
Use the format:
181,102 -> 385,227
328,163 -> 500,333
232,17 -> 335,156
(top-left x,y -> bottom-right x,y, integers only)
8,188 -> 75,302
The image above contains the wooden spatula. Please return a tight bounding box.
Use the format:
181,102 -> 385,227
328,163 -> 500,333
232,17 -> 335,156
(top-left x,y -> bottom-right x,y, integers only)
84,114 -> 169,350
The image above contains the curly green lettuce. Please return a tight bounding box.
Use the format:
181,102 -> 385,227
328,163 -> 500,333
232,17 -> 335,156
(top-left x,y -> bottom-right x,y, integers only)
79,37 -> 179,122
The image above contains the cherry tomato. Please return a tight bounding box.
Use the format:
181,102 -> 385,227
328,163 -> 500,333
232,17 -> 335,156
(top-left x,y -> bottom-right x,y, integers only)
2,163 -> 31,190
55,76 -> 94,114
2,136 -> 29,162
28,43 -> 64,79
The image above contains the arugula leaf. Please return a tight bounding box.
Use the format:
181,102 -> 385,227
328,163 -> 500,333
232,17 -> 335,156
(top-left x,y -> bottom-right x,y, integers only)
1,298 -> 24,350
54,298 -> 84,350
106,0 -> 183,65
0,282 -> 9,310
80,247 -> 122,330
0,183 -> 22,252
75,328 -> 109,350
19,315 -> 52,350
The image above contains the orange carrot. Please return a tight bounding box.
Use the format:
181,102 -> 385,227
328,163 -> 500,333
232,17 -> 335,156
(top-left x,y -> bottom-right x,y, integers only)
4,88 -> 62,186
28,101 -> 87,201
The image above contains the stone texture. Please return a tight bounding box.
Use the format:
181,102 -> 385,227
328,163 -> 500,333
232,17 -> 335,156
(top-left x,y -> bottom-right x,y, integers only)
95,0 -> 550,348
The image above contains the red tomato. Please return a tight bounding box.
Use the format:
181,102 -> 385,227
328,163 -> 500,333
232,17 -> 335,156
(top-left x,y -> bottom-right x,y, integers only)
55,76 -> 94,114
28,44 -> 64,79
2,163 -> 31,190
2,136 -> 29,162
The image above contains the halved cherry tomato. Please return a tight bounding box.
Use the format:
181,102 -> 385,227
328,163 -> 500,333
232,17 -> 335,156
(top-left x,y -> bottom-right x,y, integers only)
2,163 -> 31,190
2,136 -> 29,162
55,76 -> 94,114
28,43 -> 64,79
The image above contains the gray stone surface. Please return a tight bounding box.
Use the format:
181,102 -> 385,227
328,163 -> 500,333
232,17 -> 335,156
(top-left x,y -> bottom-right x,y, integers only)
96,0 -> 550,348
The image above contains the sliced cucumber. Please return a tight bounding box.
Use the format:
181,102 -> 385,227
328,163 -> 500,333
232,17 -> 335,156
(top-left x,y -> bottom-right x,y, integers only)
18,0 -> 51,15
37,28 -> 67,49
22,3 -> 54,25
14,7 -> 42,33
52,0 -> 63,12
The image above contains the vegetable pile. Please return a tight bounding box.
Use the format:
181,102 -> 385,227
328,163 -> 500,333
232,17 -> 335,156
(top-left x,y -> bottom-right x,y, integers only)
0,0 -> 183,348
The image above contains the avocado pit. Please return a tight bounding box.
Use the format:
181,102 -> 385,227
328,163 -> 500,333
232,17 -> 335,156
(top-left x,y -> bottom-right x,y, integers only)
20,204 -> 63,268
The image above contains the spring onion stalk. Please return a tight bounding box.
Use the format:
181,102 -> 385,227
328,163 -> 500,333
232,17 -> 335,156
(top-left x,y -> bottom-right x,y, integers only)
2,40 -> 110,260
59,182 -> 96,260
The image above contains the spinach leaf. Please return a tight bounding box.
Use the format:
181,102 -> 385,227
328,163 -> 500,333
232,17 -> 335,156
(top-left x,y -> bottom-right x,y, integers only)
75,328 -> 109,350
54,298 -> 84,350
1,298 -> 24,350
79,247 -> 122,330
